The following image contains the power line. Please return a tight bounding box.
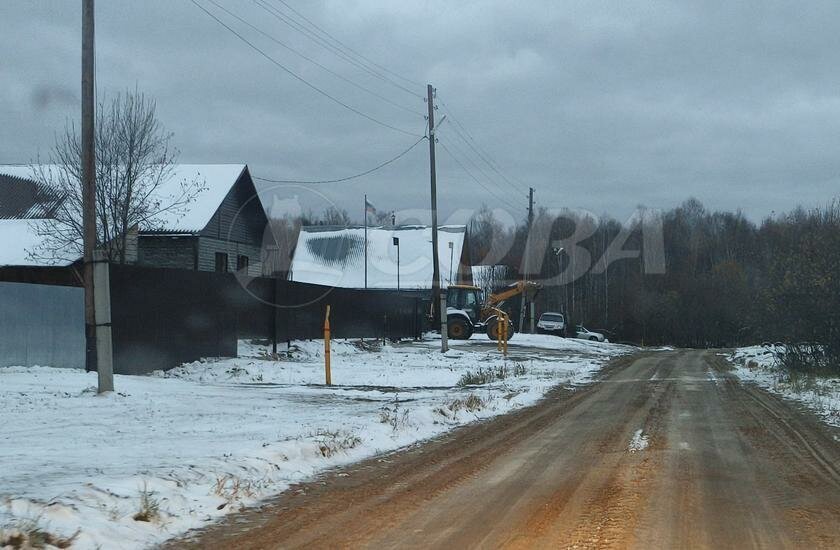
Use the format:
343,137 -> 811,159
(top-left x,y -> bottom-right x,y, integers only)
190,0 -> 423,138
438,139 -> 522,213
253,0 -> 424,100
273,0 -> 425,89
206,0 -> 422,118
438,123 -> 521,202
438,131 -> 525,211
254,135 -> 426,184
443,118 -> 528,197
438,97 -> 531,195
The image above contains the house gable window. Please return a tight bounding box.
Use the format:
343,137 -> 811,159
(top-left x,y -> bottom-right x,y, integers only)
215,252 -> 228,272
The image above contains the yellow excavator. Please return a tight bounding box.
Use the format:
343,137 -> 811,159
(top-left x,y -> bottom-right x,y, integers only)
444,281 -> 541,340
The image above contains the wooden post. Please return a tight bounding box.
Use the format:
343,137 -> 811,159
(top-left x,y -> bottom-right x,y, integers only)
324,305 -> 331,385
81,0 -> 97,376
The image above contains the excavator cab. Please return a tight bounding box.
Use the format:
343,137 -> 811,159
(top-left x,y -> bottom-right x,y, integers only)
444,281 -> 539,340
445,285 -> 482,339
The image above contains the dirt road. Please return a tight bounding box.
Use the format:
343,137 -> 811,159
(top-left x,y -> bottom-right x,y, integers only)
171,350 -> 840,549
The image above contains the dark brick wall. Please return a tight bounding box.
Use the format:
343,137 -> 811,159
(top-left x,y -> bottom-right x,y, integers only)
137,235 -> 197,270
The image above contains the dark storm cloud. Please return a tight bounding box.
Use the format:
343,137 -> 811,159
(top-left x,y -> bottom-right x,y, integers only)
3,0 -> 840,222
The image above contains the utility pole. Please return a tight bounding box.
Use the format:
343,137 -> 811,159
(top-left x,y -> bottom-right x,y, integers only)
528,187 -> 535,333
519,187 -> 535,333
82,0 -> 113,392
82,0 -> 98,381
427,83 -> 447,352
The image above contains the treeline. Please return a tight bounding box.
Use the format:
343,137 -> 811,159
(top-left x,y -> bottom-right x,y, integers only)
468,199 -> 840,360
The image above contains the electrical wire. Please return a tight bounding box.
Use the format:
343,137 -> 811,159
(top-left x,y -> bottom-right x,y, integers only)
273,0 -> 425,88
438,139 -> 523,212
438,97 -> 531,195
438,122 -> 518,202
254,135 -> 427,184
205,0 -> 422,118
253,0 -> 424,100
190,0 -> 423,138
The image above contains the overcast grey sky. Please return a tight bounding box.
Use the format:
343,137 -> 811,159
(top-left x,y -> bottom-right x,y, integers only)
3,0 -> 840,223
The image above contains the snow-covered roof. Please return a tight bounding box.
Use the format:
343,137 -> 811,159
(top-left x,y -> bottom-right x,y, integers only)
0,164 -> 247,233
0,219 -> 74,267
290,225 -> 467,289
0,173 -> 64,219
149,164 -> 246,232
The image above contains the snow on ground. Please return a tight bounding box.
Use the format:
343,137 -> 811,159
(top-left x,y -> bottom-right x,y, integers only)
628,429 -> 649,453
728,345 -> 840,428
0,335 -> 632,549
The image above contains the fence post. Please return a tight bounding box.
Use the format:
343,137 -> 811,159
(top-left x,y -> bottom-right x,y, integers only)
93,251 -> 114,392
324,304 -> 331,386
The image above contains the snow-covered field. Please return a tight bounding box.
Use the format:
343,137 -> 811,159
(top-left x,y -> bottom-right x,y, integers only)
728,346 -> 840,428
0,335 -> 631,549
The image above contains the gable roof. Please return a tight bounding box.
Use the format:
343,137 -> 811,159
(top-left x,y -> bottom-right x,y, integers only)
0,164 -> 248,233
290,225 -> 467,289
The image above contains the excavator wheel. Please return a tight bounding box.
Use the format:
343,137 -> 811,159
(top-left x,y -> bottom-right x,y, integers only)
447,317 -> 473,340
486,318 -> 514,341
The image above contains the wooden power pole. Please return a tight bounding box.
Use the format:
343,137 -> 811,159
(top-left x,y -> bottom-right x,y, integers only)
81,0 -> 97,377
528,187 -> 535,333
427,84 -> 447,353
82,0 -> 113,392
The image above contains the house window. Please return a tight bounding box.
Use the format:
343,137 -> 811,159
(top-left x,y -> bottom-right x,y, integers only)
236,255 -> 249,272
215,252 -> 228,272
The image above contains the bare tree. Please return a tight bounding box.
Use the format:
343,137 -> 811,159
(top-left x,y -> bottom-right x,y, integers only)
29,89 -> 203,264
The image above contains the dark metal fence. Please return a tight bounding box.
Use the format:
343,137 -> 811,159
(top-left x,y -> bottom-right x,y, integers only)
107,265 -> 427,374
0,281 -> 85,369
1,264 -> 427,374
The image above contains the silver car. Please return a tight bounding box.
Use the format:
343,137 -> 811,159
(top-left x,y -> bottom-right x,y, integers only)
537,312 -> 566,336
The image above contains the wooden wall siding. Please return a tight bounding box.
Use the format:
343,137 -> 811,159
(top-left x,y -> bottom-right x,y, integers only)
200,170 -> 267,247
197,236 -> 263,276
137,236 -> 198,270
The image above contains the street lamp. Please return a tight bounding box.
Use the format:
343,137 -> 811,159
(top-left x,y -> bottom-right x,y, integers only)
448,241 -> 454,284
393,236 -> 400,290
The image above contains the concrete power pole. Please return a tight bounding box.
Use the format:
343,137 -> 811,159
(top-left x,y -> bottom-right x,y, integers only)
427,84 -> 447,353
82,0 -> 113,392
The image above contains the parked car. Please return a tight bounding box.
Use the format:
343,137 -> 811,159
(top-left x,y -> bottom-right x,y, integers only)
537,312 -> 566,336
575,325 -> 606,342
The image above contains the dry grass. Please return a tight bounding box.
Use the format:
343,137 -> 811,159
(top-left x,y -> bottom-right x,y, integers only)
434,394 -> 488,420
132,483 -> 160,522
379,397 -> 411,431
0,517 -> 77,549
457,363 -> 527,386
313,429 -> 362,457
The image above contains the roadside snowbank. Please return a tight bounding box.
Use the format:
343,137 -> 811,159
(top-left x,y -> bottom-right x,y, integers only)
1,336 -> 630,549
728,346 -> 840,428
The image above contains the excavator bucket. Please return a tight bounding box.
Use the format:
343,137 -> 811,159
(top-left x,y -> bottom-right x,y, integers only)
521,281 -> 541,300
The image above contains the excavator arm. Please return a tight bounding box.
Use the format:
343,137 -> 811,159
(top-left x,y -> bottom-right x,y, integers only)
486,280 -> 541,308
